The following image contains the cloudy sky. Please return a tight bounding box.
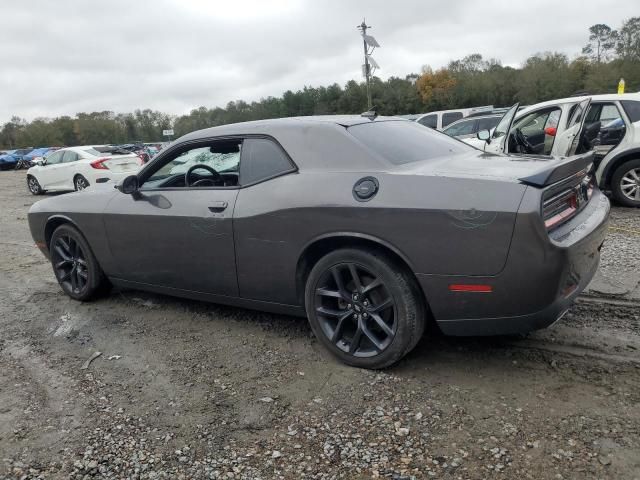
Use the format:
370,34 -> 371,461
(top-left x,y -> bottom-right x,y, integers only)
0,0 -> 634,122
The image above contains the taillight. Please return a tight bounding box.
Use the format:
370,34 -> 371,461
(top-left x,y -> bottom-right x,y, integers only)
543,174 -> 595,231
90,158 -> 109,170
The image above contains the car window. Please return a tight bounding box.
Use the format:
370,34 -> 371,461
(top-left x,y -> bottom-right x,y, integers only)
143,141 -> 241,188
62,151 -> 79,163
621,100 -> 640,123
442,112 -> 463,127
478,116 -> 501,131
348,120 -> 472,165
239,138 -> 294,186
46,151 -> 64,165
514,108 -> 560,136
417,114 -> 437,129
443,119 -> 476,137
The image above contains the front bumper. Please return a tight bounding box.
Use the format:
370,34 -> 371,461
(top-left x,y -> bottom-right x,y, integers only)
417,189 -> 610,336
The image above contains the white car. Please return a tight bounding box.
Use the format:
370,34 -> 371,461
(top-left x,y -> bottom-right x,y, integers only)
413,105 -> 495,130
26,146 -> 144,195
469,93 -> 640,207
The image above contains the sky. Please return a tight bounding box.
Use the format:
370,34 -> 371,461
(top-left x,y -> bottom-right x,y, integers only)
0,0 -> 635,123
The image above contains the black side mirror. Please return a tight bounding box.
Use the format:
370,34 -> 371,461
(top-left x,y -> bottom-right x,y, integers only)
117,175 -> 139,194
477,129 -> 491,143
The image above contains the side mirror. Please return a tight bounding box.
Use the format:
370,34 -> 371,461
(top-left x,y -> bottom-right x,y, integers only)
117,175 -> 139,194
34,159 -> 44,166
477,129 -> 491,142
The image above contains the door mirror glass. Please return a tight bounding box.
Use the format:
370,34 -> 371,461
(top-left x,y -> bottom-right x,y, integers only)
118,175 -> 139,194
477,129 -> 491,141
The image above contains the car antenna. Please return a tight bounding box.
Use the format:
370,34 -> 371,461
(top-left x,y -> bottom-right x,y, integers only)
361,105 -> 378,120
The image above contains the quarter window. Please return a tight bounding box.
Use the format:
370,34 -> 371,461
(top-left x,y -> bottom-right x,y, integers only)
621,100 -> 640,123
239,138 -> 294,186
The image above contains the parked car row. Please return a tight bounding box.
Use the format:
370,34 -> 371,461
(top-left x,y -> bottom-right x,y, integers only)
0,147 -> 60,170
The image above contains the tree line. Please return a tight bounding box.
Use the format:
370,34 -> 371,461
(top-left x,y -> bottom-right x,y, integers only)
1,18 -> 639,149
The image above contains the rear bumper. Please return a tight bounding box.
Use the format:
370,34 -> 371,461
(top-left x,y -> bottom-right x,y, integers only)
417,189 -> 610,336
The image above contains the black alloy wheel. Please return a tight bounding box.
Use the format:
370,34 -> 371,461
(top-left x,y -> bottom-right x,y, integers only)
315,262 -> 396,357
50,224 -> 109,300
305,248 -> 425,369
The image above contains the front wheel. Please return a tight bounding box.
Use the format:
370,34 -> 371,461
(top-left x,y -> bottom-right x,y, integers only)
50,224 -> 109,301
305,248 -> 425,369
611,159 -> 640,207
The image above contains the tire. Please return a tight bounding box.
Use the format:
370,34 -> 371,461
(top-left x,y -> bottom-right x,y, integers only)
49,224 -> 109,301
304,248 -> 425,369
27,175 -> 44,195
74,175 -> 90,191
611,159 -> 640,207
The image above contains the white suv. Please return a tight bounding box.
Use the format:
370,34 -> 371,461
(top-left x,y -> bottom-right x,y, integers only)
26,146 -> 144,195
469,93 -> 640,207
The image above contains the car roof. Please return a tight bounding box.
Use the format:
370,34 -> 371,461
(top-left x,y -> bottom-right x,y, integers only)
179,115 -> 408,142
518,92 -> 640,116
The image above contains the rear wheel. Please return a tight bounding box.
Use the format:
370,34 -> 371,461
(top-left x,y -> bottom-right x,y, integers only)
50,224 -> 109,301
611,159 -> 640,207
74,175 -> 90,191
27,175 -> 44,195
305,248 -> 425,369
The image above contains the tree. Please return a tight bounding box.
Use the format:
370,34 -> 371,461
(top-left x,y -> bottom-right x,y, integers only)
582,24 -> 618,63
616,17 -> 640,61
415,67 -> 457,108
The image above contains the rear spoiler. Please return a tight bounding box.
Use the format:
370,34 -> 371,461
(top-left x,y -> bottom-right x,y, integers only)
518,151 -> 594,187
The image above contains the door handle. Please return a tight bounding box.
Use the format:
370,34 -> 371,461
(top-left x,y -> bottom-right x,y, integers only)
208,201 -> 228,213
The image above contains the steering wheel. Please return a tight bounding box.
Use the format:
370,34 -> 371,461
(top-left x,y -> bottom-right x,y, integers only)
513,128 -> 535,154
185,164 -> 221,187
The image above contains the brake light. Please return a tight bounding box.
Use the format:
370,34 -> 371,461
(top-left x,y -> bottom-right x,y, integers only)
90,158 -> 109,170
543,174 -> 594,231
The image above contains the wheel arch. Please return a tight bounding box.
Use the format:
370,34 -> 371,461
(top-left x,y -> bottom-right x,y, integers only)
600,148 -> 640,188
44,215 -> 82,249
295,233 -> 427,310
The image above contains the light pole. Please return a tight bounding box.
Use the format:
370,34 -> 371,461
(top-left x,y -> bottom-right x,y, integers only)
357,19 -> 380,110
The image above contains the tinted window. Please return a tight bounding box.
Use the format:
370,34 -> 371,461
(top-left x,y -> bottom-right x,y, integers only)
240,138 -> 294,185
621,100 -> 640,123
478,116 -> 501,131
442,112 -> 463,127
348,120 -> 472,165
418,115 -> 437,129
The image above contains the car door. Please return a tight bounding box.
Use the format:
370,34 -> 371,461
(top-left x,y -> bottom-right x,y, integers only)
554,98 -> 592,156
37,150 -> 67,189
102,140 -> 241,296
483,103 -> 519,154
61,150 -> 81,189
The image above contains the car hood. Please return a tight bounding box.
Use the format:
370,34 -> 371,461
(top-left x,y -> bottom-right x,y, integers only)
397,150 -> 592,186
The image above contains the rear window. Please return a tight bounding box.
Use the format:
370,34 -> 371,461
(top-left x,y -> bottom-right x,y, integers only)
348,120 -> 472,165
621,100 -> 640,123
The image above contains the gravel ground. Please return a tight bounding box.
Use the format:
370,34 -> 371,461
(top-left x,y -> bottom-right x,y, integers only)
0,170 -> 639,480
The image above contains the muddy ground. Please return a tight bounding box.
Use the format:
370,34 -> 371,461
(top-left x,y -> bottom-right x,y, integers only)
0,169 -> 639,480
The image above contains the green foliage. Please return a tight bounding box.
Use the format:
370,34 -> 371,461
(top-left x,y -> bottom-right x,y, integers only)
2,18 -> 640,148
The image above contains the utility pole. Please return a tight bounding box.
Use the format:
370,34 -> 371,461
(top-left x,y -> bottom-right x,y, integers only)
357,19 -> 380,110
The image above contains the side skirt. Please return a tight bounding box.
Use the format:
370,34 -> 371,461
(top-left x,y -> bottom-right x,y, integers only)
109,277 -> 307,317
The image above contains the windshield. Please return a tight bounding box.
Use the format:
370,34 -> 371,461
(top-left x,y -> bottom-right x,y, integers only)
348,120 -> 472,165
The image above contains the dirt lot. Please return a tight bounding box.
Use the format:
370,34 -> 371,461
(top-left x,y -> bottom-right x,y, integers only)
1,169 -> 639,480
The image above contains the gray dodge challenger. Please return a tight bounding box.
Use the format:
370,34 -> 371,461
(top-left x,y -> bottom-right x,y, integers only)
28,115 -> 610,368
